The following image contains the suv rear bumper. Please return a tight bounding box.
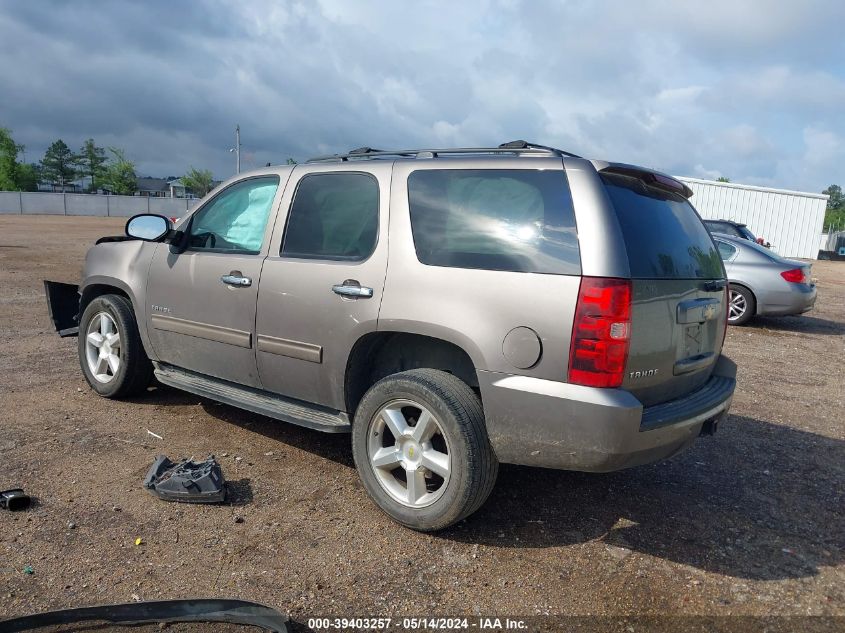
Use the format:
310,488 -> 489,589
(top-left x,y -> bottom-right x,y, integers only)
479,355 -> 736,471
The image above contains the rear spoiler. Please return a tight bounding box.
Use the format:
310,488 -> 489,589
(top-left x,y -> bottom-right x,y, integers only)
592,161 -> 694,199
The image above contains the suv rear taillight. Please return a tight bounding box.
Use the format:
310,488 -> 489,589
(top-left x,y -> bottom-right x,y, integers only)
780,268 -> 806,284
568,277 -> 632,388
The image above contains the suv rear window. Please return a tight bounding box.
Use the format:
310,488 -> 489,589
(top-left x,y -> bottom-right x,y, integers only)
715,239 -> 737,260
407,169 -> 580,274
602,173 -> 723,279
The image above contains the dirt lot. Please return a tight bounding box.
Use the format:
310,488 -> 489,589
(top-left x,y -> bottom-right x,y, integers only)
1,216 -> 843,626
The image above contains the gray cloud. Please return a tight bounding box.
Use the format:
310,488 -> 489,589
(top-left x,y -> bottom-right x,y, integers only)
0,0 -> 843,192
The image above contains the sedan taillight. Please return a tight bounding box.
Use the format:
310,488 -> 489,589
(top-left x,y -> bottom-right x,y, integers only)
780,268 -> 806,284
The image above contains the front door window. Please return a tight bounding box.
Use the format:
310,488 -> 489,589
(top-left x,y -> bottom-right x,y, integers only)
188,176 -> 279,254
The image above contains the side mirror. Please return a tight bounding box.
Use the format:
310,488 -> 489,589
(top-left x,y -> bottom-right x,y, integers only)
126,214 -> 172,242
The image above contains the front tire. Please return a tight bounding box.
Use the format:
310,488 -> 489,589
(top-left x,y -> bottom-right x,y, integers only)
78,294 -> 153,398
728,285 -> 756,326
352,369 -> 498,531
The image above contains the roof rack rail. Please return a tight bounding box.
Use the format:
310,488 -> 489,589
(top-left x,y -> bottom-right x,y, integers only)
497,140 -> 581,158
307,140 -> 581,163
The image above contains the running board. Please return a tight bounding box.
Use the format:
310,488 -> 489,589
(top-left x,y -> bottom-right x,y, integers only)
153,364 -> 351,433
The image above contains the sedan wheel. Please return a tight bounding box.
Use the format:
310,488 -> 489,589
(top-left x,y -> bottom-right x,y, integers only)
85,312 -> 121,383
727,286 -> 755,326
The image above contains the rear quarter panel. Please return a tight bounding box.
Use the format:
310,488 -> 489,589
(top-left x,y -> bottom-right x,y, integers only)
731,252 -> 815,314
725,245 -> 789,311
381,158 -> 581,380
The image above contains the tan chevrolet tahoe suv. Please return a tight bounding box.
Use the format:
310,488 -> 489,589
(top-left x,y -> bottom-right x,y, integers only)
46,141 -> 736,530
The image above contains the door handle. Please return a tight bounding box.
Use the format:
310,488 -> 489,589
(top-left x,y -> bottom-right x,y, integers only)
332,280 -> 373,298
221,273 -> 252,287
703,280 -> 727,291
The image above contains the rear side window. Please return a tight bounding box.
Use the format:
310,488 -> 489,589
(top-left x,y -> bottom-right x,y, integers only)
407,169 -> 580,274
602,173 -> 723,279
281,172 -> 378,260
716,240 -> 737,260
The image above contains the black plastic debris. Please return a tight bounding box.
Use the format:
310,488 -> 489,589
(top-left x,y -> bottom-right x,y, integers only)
143,455 -> 226,503
1,598 -> 289,632
0,489 -> 31,511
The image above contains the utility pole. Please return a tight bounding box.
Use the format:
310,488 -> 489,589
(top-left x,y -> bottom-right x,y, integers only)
229,125 -> 241,174
231,124 -> 241,175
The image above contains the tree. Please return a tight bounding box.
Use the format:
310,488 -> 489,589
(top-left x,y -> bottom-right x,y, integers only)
15,163 -> 41,191
0,127 -> 40,191
716,176 -> 731,183
101,148 -> 137,195
822,184 -> 843,211
77,138 -> 108,192
0,127 -> 19,191
40,139 -> 78,189
181,166 -> 214,197
285,157 -> 297,165
822,184 -> 845,231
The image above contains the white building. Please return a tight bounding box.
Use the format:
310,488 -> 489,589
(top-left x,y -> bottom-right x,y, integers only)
677,177 -> 828,260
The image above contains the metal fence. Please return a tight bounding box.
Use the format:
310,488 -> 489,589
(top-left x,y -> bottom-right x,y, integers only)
0,191 -> 198,218
678,177 -> 828,259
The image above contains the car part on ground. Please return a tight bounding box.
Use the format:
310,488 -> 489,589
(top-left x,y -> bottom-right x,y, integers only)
713,233 -> 816,325
143,455 -> 226,503
0,488 -> 30,511
0,598 -> 289,632
45,140 -> 735,530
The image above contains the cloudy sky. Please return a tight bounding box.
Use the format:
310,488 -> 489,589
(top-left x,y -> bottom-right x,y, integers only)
1,0 -> 843,192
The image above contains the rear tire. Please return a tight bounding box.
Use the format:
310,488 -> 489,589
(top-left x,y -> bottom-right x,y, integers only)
352,369 -> 498,531
78,294 -> 153,398
728,285 -> 755,326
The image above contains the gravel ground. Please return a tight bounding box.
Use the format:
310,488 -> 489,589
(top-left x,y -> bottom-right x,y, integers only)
0,216 -> 843,627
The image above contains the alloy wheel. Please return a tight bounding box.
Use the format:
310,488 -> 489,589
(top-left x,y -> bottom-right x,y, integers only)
85,312 -> 121,383
728,289 -> 747,322
367,399 -> 451,508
